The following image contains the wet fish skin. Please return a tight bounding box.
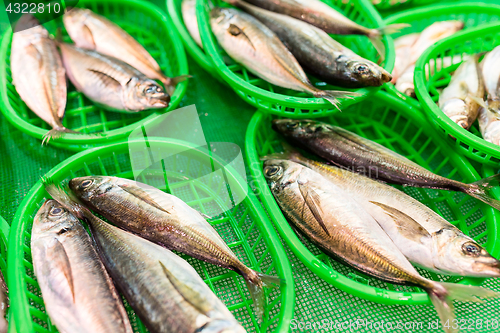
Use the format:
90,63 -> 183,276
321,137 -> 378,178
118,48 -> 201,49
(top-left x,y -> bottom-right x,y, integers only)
230,1 -> 391,87
10,14 -> 75,143
391,33 -> 419,83
45,186 -> 247,333
31,200 -> 133,333
59,43 -> 169,112
210,7 -> 358,109
278,150 -> 500,278
481,46 -> 500,110
478,107 -> 500,145
439,55 -> 483,130
68,176 -> 279,319
263,159 -> 500,333
182,0 -> 203,48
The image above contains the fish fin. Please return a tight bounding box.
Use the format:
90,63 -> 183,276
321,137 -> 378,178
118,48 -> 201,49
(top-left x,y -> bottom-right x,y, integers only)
369,201 -> 431,240
42,238 -> 75,304
158,260 -> 213,314
42,127 -> 81,145
297,181 -> 330,236
117,184 -> 172,214
54,27 -> 63,44
378,23 -> 411,35
87,69 -> 122,92
427,282 -> 499,333
368,34 -> 386,62
162,75 -> 192,96
81,23 -> 96,48
311,90 -> 362,110
465,174 -> 500,211
242,269 -> 281,321
369,24 -> 409,61
469,95 -> 488,109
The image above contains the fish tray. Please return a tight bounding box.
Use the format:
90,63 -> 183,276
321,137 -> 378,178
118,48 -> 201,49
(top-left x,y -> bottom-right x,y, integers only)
7,138 -> 294,333
0,0 -> 189,152
195,0 -> 394,118
414,22 -> 500,166
245,91 -> 500,306
383,2 -> 500,110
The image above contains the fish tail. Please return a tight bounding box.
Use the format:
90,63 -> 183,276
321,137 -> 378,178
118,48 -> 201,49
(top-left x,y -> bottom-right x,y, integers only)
426,282 -> 499,333
42,127 -> 80,145
369,24 -> 410,61
43,180 -> 90,220
161,75 -> 192,96
377,23 -> 411,36
243,269 -> 282,321
312,89 -> 362,111
464,173 -> 500,210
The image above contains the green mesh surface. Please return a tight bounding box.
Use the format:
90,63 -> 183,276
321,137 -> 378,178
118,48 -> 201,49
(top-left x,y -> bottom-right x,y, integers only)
383,2 -> 500,110
0,0 -> 188,151
245,91 -> 500,311
8,139 -> 293,333
195,0 -> 394,118
415,22 -> 500,167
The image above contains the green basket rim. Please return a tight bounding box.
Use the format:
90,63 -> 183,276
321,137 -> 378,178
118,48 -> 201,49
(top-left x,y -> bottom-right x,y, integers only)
195,0 -> 394,118
8,138 -> 295,333
382,2 -> 500,108
245,90 -> 500,306
0,0 -> 189,149
414,22 -> 500,166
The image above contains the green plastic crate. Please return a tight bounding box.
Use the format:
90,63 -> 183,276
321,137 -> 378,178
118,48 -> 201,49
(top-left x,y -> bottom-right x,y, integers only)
195,0 -> 394,118
383,2 -> 500,110
245,91 -> 500,306
0,0 -> 189,152
415,22 -> 500,166
7,138 -> 294,333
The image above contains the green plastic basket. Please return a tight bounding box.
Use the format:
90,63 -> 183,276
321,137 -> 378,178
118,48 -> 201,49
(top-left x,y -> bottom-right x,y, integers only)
245,90 -> 500,306
0,0 -> 189,152
196,0 -> 394,118
7,138 -> 294,333
0,216 -> 8,328
167,0 -> 217,77
374,0 -> 458,12
383,2 -> 500,110
414,22 -> 500,166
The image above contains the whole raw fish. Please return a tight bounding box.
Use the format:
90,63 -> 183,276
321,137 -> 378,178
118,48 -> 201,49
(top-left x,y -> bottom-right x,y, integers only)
391,33 -> 419,83
182,0 -> 203,48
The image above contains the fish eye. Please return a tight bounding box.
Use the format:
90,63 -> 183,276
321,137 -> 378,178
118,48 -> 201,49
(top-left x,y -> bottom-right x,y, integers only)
286,122 -> 300,130
356,64 -> 369,74
49,207 -> 63,216
81,179 -> 93,188
145,86 -> 157,94
264,165 -> 282,178
462,242 -> 481,256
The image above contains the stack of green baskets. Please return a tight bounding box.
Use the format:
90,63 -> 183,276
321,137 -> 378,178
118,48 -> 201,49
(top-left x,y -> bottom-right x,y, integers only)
194,0 -> 394,118
415,22 -> 500,166
245,91 -> 500,307
8,138 -> 294,333
0,0 -> 189,151
383,2 -> 500,109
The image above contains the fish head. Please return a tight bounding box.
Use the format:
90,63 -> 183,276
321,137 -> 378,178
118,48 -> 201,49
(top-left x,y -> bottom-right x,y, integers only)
125,79 -> 170,111
272,119 -> 328,141
69,176 -> 112,203
13,14 -> 47,36
441,99 -> 469,129
263,159 -> 303,193
210,8 -> 240,40
32,200 -> 79,237
344,59 -> 392,86
435,230 -> 500,277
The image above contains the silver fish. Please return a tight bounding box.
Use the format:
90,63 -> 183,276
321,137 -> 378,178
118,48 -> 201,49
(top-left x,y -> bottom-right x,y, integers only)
63,8 -> 188,95
264,159 -> 499,333
229,0 -> 391,87
10,14 -> 76,144
478,107 -> 500,145
439,55 -> 483,129
478,46 -> 500,144
391,33 -> 419,84
45,186 -> 247,333
210,7 -> 359,109
59,43 -> 169,112
182,0 -> 203,48
31,200 -> 133,333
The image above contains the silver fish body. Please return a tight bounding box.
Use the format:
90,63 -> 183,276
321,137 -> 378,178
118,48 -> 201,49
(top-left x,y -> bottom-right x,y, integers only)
59,43 -> 169,112
392,33 -> 419,83
182,0 -> 203,48
482,46 -> 500,110
31,200 -> 133,333
478,107 -> 500,145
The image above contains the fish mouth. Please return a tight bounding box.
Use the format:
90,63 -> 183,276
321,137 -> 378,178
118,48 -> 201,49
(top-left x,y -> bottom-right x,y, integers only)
381,70 -> 392,84
151,94 -> 170,107
472,259 -> 500,277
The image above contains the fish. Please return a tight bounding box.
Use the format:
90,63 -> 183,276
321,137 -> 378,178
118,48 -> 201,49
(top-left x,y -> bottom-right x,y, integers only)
0,270 -> 7,333
391,33 -> 420,84
270,149 -> 500,278
63,8 -> 189,95
226,0 -> 391,87
31,199 -> 133,333
232,0 -> 409,58
272,119 -> 500,210
10,14 -> 76,144
45,185 -> 247,333
478,107 -> 500,145
68,176 -> 280,319
182,0 -> 203,48
439,55 -> 483,130
210,7 -> 359,109
59,43 -> 170,112
263,158 -> 499,333
481,46 -> 500,110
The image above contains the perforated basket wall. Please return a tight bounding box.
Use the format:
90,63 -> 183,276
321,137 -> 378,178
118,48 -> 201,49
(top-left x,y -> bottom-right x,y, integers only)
383,2 -> 500,109
245,91 -> 500,306
414,22 -> 500,166
7,139 -> 294,333
196,0 -> 394,118
0,0 -> 189,151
